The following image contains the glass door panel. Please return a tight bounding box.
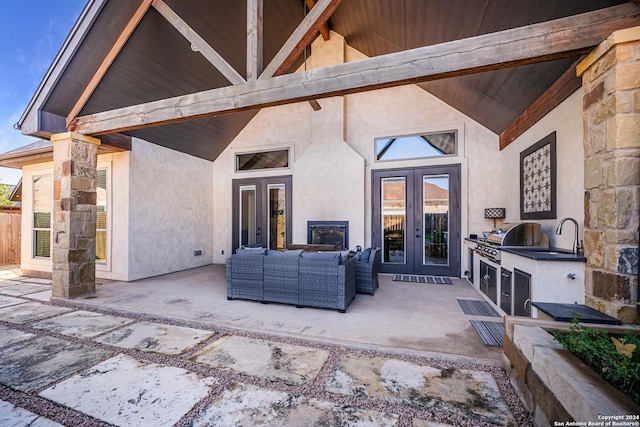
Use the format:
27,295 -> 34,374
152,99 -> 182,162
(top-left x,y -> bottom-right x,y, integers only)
422,174 -> 449,266
239,185 -> 258,247
268,184 -> 286,250
232,176 -> 292,254
381,177 -> 406,265
373,165 -> 460,277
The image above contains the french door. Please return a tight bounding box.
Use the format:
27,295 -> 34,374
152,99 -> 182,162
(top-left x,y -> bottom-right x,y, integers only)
232,176 -> 292,253
372,165 -> 461,276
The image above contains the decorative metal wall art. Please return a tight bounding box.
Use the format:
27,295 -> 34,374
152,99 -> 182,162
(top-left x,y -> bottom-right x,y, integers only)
520,132 -> 557,220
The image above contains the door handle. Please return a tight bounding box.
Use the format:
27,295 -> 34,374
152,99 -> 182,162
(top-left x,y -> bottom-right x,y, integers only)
524,298 -> 531,313
483,275 -> 490,281
502,292 -> 510,297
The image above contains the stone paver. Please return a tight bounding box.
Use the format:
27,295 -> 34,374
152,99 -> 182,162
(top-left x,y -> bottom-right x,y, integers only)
95,321 -> 213,355
325,353 -> 516,426
0,283 -> 52,296
412,420 -> 458,427
40,354 -> 218,427
0,325 -> 35,347
0,295 -> 27,309
193,382 -> 399,427
0,400 -> 64,427
0,302 -> 72,324
0,280 -> 23,288
15,278 -> 52,285
0,336 -> 112,392
32,310 -> 133,338
23,290 -> 52,302
191,335 -> 330,386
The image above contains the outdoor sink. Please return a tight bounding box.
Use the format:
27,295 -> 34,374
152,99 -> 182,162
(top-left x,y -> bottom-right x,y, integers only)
507,247 -> 584,260
525,248 -> 573,255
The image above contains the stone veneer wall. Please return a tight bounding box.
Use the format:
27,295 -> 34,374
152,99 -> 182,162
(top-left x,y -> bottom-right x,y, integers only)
579,27 -> 640,323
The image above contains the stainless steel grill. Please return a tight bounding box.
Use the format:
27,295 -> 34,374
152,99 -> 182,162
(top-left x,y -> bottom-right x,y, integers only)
475,222 -> 549,263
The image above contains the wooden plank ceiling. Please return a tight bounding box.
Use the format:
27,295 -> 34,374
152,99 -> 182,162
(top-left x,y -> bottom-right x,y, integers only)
38,0 -> 628,161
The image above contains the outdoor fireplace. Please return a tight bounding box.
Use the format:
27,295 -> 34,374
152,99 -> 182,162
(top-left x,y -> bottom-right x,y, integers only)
307,221 -> 349,250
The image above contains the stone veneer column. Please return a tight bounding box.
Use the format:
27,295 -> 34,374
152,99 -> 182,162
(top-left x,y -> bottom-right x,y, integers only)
50,132 -> 101,298
578,27 -> 640,323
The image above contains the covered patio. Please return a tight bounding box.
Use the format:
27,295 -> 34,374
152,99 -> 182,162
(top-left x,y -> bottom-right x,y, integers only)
76,265 -> 503,364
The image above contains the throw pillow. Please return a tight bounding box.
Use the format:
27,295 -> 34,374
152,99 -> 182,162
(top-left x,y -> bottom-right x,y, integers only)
301,252 -> 340,260
236,248 -> 267,256
267,249 -> 303,257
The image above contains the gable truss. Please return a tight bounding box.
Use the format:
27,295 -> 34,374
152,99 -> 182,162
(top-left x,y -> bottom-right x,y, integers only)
68,3 -> 640,136
65,0 -> 339,128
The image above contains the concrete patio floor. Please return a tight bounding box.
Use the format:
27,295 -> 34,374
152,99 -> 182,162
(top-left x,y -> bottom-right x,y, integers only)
86,265 -> 502,363
0,265 -> 532,426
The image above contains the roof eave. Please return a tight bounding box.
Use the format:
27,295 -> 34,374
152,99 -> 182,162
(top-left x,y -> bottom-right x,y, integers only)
17,0 -> 107,136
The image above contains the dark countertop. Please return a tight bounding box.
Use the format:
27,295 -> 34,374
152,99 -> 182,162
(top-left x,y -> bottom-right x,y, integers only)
531,302 -> 621,325
501,247 -> 587,262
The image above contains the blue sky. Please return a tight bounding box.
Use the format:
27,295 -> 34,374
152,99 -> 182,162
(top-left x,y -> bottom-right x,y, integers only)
0,0 -> 86,185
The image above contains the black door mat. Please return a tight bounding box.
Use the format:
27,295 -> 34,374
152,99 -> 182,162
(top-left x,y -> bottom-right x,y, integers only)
457,299 -> 500,317
392,275 -> 453,284
470,320 -> 505,346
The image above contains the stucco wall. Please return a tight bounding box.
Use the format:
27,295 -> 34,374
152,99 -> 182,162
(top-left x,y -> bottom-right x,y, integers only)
127,138 -> 214,280
344,43 -> 501,242
212,33 -> 501,272
500,91 -> 585,250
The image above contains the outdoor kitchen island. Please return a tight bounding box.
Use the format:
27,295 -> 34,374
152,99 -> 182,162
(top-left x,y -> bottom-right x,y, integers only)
464,226 -> 587,318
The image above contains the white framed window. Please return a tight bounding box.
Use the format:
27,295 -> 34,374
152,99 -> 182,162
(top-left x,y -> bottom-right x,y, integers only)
375,131 -> 457,162
32,174 -> 52,258
96,168 -> 108,263
235,149 -> 289,171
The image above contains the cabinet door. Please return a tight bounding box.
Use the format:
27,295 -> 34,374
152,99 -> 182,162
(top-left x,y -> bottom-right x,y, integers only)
500,269 -> 512,315
480,261 -> 497,303
513,269 -> 532,316
486,264 -> 497,304
479,261 -> 488,294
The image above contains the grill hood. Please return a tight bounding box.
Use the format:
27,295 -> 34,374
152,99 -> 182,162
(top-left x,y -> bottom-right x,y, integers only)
486,222 -> 549,248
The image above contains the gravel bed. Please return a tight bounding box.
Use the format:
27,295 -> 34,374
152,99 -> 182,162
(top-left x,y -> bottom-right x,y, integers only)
0,294 -> 533,426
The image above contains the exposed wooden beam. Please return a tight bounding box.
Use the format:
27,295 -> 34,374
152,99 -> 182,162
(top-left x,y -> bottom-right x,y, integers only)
247,0 -> 264,81
152,0 -> 245,85
70,4 -> 640,135
305,0 -> 331,41
499,59 -> 584,150
96,133 -> 132,151
308,99 -> 322,111
40,111 -> 129,151
260,0 -> 342,79
66,0 -> 153,128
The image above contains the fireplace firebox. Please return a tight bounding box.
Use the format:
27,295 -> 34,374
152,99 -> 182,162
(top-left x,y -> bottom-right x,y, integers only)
307,221 -> 349,250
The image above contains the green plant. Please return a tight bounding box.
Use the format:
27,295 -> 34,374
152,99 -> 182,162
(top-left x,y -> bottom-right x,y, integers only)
551,318 -> 640,405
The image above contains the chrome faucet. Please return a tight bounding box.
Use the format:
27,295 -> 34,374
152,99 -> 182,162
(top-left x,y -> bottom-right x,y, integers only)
555,218 -> 583,254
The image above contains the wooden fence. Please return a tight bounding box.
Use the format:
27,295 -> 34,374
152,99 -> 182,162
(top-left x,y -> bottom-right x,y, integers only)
0,213 -> 21,266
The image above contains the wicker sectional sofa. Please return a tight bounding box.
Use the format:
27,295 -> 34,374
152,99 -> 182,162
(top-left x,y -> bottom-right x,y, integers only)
226,249 -> 356,312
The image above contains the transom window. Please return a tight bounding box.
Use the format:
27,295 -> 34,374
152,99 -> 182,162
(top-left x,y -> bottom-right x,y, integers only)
236,149 -> 289,171
375,131 -> 457,161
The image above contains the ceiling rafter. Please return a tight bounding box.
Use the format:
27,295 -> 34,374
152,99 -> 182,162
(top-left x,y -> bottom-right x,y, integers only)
260,0 -> 343,79
247,0 -> 264,81
66,0 -> 154,128
499,58 -> 583,150
152,0 -> 246,85
305,0 -> 331,41
69,3 -> 640,136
